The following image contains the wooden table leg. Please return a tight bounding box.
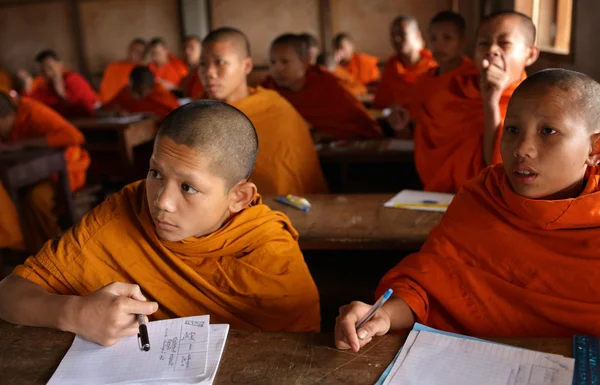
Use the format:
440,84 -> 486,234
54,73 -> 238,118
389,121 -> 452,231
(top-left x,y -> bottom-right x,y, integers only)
56,162 -> 76,227
1,177 -> 34,252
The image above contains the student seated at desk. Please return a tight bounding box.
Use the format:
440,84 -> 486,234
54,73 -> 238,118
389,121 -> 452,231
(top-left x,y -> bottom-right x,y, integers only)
18,50 -> 98,118
373,15 -> 438,109
98,38 -> 147,104
199,28 -> 328,195
396,11 -> 539,193
335,68 -> 600,350
333,33 -> 380,87
261,34 -> 381,140
102,66 -> 179,120
0,101 -> 321,346
179,35 -> 204,99
148,38 -> 188,92
0,92 -> 90,252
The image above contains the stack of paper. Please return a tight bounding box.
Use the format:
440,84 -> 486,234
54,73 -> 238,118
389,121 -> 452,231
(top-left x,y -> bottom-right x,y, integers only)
48,315 -> 229,385
384,190 -> 454,212
379,324 -> 574,385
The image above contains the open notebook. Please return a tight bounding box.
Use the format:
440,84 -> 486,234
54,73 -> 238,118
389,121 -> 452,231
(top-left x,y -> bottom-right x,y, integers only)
384,190 -> 454,212
379,324 -> 574,385
48,315 -> 229,385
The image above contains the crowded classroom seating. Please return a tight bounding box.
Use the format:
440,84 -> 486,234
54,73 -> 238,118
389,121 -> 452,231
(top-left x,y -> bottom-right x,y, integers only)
0,0 -> 597,383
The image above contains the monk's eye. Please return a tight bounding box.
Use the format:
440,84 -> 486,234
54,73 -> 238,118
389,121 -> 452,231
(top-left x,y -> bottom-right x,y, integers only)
148,169 -> 162,179
499,41 -> 512,47
541,127 -> 558,135
181,183 -> 199,194
505,126 -> 519,134
477,41 -> 491,48
216,59 -> 226,66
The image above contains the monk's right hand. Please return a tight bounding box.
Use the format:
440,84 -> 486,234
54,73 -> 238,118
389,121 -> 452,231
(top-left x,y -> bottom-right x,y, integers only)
66,282 -> 158,346
387,105 -> 410,132
334,301 -> 391,353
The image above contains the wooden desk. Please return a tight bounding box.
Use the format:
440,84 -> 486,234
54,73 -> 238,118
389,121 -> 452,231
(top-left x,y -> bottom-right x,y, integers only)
0,321 -> 571,385
71,115 -> 157,181
263,194 -> 442,250
0,148 -> 75,251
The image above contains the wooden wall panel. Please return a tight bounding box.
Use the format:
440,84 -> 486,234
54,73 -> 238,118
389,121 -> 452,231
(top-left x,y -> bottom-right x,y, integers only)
0,1 -> 78,73
210,0 -> 320,66
331,0 -> 453,60
79,0 -> 182,74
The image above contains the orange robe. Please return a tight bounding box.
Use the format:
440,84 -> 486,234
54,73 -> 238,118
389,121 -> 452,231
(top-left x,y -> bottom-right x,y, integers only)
13,181 -> 321,332
229,87 -> 328,195
98,61 -> 137,103
261,66 -> 381,139
180,71 -> 204,99
342,52 -> 380,85
149,54 -> 189,88
377,164 -> 600,338
413,67 -> 524,193
373,50 -> 438,108
0,71 -> 13,93
0,97 -> 90,250
330,65 -> 367,97
103,84 -> 180,120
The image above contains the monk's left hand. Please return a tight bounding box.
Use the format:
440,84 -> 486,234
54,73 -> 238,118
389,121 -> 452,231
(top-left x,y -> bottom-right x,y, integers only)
480,54 -> 511,104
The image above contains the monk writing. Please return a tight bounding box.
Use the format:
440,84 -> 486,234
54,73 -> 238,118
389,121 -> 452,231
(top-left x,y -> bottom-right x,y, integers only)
99,38 -> 147,104
200,28 -> 327,194
0,100 -> 321,345
373,16 -> 438,109
334,33 -> 380,87
335,68 -> 600,348
102,66 -> 179,120
19,50 -> 98,118
148,38 -> 188,92
262,34 -> 381,140
0,92 -> 90,251
179,35 -> 204,99
402,11 -> 539,193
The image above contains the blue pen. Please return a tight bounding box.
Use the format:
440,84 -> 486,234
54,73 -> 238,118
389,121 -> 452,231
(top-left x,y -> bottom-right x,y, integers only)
421,200 -> 439,204
356,289 -> 393,329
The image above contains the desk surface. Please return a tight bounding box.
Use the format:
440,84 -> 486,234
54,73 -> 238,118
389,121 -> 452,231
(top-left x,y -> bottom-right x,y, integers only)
263,194 -> 443,250
70,114 -> 154,130
317,139 -> 414,164
0,147 -> 62,165
0,321 -> 572,385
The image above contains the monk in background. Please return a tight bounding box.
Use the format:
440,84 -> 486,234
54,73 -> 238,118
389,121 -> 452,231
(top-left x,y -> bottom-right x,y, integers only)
373,16 -> 438,109
98,38 -> 147,104
179,35 -> 204,99
0,101 -> 320,346
18,50 -> 98,118
200,28 -> 327,195
335,69 -> 600,347
262,34 -> 380,140
302,33 -> 320,65
317,52 -> 367,97
334,33 -> 380,88
398,11 -> 538,193
0,92 -> 90,251
148,38 -> 188,92
102,66 -> 179,120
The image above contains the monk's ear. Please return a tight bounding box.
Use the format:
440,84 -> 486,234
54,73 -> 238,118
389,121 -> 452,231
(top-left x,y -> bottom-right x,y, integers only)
586,132 -> 600,167
228,180 -> 257,213
242,57 -> 253,76
524,45 -> 540,67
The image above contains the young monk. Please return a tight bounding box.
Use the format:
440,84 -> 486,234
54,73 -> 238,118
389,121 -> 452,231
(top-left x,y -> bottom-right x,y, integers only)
19,50 -> 98,118
199,28 -> 327,194
317,52 -> 367,97
98,38 -> 147,103
334,33 -> 380,86
301,33 -> 320,65
102,66 -> 179,120
409,11 -> 539,193
148,38 -> 188,92
0,92 -> 90,251
335,68 -> 600,349
0,100 -> 320,343
373,16 -> 438,109
262,34 -> 381,140
179,35 -> 204,99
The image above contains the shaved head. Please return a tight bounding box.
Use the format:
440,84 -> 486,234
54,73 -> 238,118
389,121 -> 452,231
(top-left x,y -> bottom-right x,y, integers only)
333,33 -> 352,50
301,33 -> 319,49
202,27 -> 251,58
479,11 -> 536,45
271,33 -> 308,60
129,66 -> 154,88
391,15 -> 419,31
511,68 -> 600,131
157,100 -> 258,188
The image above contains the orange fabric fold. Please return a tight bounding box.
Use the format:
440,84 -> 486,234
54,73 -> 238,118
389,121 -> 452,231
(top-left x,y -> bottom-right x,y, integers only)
229,87 -> 328,195
413,68 -> 525,193
377,164 -> 600,338
342,52 -> 380,85
103,84 -> 179,120
0,184 -> 24,250
14,181 -> 321,332
180,71 -> 204,99
330,65 -> 368,97
261,66 -> 381,139
149,54 -> 189,87
0,71 -> 13,93
98,61 -> 136,103
373,50 -> 438,108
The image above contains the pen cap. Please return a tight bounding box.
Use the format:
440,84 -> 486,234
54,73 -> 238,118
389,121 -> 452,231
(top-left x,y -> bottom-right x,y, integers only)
382,288 -> 393,300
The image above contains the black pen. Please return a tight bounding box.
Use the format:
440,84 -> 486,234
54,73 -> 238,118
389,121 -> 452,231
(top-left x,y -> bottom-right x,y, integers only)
137,314 -> 151,352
